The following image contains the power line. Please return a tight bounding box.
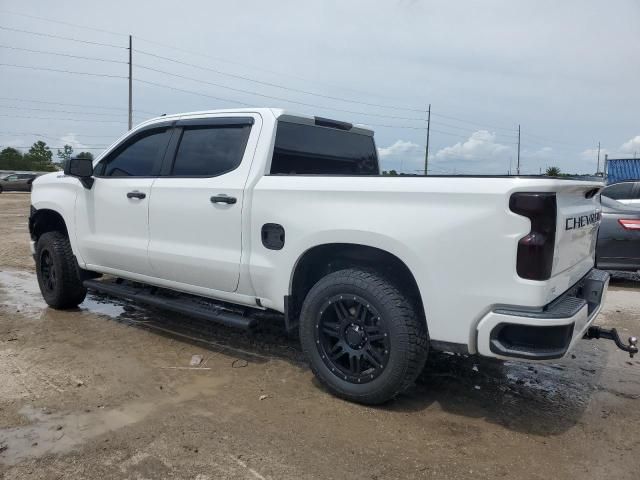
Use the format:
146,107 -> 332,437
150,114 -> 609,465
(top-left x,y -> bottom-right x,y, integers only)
0,96 -> 156,116
137,79 -> 428,132
5,145 -> 107,150
430,119 -> 518,137
0,25 -> 126,48
430,112 -> 516,133
520,131 -> 585,149
0,113 -> 125,124
0,104 -> 130,118
135,36 -> 420,109
0,130 -> 119,138
355,122 -> 427,131
0,9 -> 126,37
136,49 -> 427,113
0,44 -> 127,64
0,132 -> 104,148
1,58 -> 427,125
0,63 -> 127,78
135,78 -> 253,107
1,9 -> 422,109
0,17 -> 596,150
136,63 -> 427,122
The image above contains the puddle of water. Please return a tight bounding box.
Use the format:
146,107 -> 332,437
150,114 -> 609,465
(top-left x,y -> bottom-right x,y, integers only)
415,346 -> 608,434
0,269 -> 126,320
0,269 -> 46,316
0,375 -> 227,465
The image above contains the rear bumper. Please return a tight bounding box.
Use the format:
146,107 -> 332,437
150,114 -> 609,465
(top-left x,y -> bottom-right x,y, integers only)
476,269 -> 610,360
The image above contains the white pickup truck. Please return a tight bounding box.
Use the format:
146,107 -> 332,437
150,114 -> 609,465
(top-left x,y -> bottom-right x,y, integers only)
30,108 -> 637,404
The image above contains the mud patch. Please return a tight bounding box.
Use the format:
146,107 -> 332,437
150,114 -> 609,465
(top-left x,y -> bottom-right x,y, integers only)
0,375 -> 228,465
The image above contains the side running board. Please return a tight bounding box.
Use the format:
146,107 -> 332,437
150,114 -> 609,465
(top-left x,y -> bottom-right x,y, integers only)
83,279 -> 257,330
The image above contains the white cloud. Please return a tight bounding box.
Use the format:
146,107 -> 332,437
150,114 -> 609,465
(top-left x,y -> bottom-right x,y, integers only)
434,130 -> 510,162
378,132 -> 520,174
620,135 -> 640,154
378,140 -> 422,158
60,133 -> 89,151
580,147 -> 609,161
377,140 -> 424,173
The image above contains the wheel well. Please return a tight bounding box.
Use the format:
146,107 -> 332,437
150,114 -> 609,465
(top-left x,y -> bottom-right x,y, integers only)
30,209 -> 68,242
289,243 -> 425,327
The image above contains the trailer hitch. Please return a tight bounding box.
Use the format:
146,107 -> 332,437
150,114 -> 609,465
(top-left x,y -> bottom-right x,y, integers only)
585,326 -> 638,358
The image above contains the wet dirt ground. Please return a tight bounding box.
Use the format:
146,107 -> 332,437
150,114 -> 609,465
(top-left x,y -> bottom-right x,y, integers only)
1,192 -> 639,479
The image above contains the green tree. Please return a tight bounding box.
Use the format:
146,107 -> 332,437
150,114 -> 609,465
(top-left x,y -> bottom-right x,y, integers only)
76,151 -> 94,160
26,141 -> 57,172
56,144 -> 74,169
545,166 -> 561,176
0,147 -> 26,170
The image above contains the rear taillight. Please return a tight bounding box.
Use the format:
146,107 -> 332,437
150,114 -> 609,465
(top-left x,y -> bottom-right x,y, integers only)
509,192 -> 557,280
619,219 -> 640,231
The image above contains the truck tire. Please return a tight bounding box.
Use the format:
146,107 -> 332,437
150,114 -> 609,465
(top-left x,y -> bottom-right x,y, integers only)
299,268 -> 428,405
35,231 -> 87,309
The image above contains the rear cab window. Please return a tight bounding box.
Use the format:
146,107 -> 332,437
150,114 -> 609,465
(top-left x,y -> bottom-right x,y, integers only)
602,182 -> 635,200
270,119 -> 379,175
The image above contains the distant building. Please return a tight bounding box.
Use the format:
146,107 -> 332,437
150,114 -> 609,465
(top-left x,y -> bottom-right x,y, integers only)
605,158 -> 640,184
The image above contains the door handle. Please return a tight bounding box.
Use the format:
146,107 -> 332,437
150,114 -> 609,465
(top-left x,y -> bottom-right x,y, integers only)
127,191 -> 146,199
210,194 -> 237,205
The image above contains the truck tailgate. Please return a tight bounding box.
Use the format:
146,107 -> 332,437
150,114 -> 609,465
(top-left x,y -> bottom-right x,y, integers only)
552,185 -> 602,278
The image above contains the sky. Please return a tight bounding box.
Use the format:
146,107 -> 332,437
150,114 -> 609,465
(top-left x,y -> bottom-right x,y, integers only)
0,0 -> 638,175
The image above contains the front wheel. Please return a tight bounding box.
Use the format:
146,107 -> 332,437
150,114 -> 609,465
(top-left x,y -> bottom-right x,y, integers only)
36,231 -> 87,309
299,268 -> 428,405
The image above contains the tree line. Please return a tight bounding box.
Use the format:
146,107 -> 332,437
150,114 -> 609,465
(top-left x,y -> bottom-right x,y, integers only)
0,141 -> 94,172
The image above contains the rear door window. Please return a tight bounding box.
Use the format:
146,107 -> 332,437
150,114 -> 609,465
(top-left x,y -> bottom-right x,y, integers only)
170,124 -> 252,177
270,121 -> 378,175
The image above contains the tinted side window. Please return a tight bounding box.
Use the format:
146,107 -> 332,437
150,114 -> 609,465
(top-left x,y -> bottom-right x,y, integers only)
96,129 -> 170,177
270,122 -> 378,175
170,125 -> 251,177
602,182 -> 634,200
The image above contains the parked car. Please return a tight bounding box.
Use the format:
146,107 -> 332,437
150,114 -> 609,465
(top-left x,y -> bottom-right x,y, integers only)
596,195 -> 640,272
0,173 -> 38,193
28,108 -> 637,404
601,180 -> 640,206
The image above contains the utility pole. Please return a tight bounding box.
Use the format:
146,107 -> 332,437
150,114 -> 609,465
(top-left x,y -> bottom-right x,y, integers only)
516,124 -> 521,175
604,154 -> 608,179
596,141 -> 601,175
424,104 -> 431,175
128,35 -> 133,130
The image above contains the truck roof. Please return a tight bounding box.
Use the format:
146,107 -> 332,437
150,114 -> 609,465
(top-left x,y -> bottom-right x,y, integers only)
138,108 -> 375,137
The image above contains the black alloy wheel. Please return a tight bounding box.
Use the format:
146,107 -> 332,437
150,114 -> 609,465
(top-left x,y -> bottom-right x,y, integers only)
316,294 -> 390,383
299,268 -> 429,405
39,249 -> 57,292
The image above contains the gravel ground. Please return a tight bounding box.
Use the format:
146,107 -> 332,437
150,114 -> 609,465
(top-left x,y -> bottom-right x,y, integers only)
1,192 -> 639,479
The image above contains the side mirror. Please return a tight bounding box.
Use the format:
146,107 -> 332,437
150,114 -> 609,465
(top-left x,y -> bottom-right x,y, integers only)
65,157 -> 93,177
64,157 -> 94,189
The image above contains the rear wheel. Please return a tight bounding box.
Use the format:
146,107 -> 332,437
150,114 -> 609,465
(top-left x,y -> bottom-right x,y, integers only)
36,231 -> 87,309
299,268 -> 428,404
